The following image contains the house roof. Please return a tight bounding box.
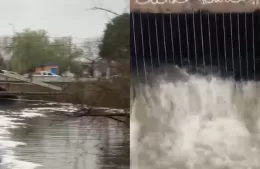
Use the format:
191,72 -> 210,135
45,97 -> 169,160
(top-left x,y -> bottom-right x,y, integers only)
35,63 -> 58,67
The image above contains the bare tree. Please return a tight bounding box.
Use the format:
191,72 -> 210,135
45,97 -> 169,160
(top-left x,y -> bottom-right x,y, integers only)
85,7 -> 120,16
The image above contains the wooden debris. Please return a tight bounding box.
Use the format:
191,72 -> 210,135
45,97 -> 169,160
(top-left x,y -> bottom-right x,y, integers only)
67,107 -> 130,118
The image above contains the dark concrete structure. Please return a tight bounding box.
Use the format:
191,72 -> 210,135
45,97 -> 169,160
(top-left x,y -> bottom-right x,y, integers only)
131,11 -> 260,81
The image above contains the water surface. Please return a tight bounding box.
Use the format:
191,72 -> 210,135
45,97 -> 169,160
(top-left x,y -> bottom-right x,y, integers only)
0,100 -> 129,169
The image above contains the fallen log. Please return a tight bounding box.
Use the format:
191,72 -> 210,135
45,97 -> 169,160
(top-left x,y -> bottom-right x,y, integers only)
75,112 -> 130,117
66,107 -> 130,117
108,116 -> 129,124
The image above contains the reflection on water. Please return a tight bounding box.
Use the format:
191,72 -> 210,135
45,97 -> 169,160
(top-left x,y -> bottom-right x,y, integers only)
0,100 -> 129,169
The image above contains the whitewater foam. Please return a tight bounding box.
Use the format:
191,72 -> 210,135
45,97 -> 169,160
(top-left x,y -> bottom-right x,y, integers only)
131,68 -> 260,169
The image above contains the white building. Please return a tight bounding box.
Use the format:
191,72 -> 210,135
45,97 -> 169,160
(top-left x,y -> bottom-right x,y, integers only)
0,36 -> 12,61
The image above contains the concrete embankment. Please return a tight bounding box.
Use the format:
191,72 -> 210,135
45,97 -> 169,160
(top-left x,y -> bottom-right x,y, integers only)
0,78 -> 129,110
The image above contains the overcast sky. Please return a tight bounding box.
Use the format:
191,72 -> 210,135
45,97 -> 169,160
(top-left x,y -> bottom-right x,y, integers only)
0,0 -> 128,41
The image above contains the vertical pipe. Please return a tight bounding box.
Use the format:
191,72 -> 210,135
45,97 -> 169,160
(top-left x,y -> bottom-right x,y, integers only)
230,13 -> 235,78
222,13 -> 228,73
207,12 -> 213,71
155,16 -> 160,66
177,14 -> 183,66
245,12 -> 249,80
170,13 -> 175,65
237,13 -> 242,81
139,13 -> 147,83
131,13 -> 139,78
192,12 -> 198,73
200,11 -> 205,73
214,13 -> 220,75
147,14 -> 153,73
185,13 -> 190,67
162,14 -> 168,65
252,12 -> 256,80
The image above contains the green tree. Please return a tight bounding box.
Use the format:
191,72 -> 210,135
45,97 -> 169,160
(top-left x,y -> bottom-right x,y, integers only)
8,29 -> 83,74
48,38 -> 83,74
66,12 -> 130,109
87,13 -> 130,109
99,13 -> 129,60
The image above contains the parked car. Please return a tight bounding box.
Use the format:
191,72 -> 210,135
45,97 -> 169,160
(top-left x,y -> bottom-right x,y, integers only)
33,71 -> 60,77
24,71 -> 60,77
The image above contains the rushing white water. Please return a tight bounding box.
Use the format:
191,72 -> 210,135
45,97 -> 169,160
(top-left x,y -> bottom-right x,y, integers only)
131,67 -> 260,169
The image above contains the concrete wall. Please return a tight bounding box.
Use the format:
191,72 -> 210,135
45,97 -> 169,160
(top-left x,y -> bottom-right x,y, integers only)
130,11 -> 260,81
130,0 -> 260,13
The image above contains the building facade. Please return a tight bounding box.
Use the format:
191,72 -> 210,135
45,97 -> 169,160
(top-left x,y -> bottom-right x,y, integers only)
35,64 -> 59,74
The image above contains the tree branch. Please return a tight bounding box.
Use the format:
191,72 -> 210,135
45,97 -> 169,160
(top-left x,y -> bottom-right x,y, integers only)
86,7 -> 120,16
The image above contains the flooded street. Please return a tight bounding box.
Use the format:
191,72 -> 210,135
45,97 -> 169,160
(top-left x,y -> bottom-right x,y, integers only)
0,100 -> 129,169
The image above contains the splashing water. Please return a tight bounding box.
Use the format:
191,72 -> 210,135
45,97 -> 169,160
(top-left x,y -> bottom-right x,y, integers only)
131,67 -> 260,169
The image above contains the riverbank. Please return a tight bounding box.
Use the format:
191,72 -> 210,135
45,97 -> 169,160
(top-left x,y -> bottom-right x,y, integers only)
2,77 -> 129,110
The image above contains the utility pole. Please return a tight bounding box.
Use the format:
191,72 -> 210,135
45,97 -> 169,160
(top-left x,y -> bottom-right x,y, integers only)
68,36 -> 72,72
5,23 -> 16,90
9,24 -> 16,35
8,23 -> 16,71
